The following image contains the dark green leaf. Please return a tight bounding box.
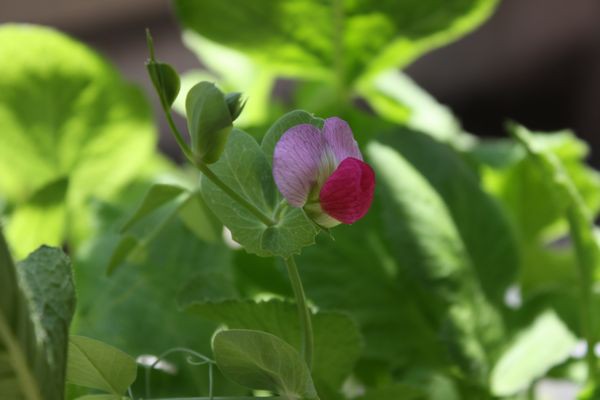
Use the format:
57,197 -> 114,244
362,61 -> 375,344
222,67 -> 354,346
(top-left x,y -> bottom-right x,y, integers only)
361,383 -> 425,400
67,335 -> 137,395
0,232 -> 76,400
147,62 -> 181,108
213,329 -> 319,399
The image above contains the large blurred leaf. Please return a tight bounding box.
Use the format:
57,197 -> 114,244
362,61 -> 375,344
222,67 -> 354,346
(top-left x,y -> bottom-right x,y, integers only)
0,24 -> 155,255
367,140 -> 504,382
0,232 -> 76,400
201,129 -> 318,257
74,201 -> 232,396
174,0 -> 498,84
183,299 -> 361,392
490,310 -> 577,396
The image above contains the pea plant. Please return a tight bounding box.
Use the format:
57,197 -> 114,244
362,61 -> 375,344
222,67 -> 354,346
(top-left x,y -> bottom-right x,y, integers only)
2,1 -> 600,400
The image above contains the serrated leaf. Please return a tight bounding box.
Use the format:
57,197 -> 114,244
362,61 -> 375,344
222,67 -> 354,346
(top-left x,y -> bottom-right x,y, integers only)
184,299 -> 361,390
121,183 -> 186,232
0,232 -> 76,400
201,129 -> 318,257
213,329 -> 319,399
490,310 -> 577,396
67,335 -> 137,395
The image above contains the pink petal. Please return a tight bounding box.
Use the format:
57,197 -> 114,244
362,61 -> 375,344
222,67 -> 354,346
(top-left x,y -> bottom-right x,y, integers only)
323,117 -> 362,163
319,157 -> 375,224
273,124 -> 327,207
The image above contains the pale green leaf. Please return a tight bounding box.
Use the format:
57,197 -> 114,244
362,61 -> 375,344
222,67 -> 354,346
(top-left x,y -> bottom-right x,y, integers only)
174,0 -> 498,84
0,24 -> 155,254
0,232 -> 76,400
213,329 -> 319,399
491,310 -> 577,396
67,335 -> 137,395
6,177 -> 68,259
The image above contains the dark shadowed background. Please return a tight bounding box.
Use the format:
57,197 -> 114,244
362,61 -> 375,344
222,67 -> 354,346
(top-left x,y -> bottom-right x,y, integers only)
3,0 -> 600,163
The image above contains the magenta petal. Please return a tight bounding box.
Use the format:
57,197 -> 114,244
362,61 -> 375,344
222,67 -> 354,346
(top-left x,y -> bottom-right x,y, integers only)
323,117 -> 362,163
319,157 -> 375,224
273,124 -> 327,207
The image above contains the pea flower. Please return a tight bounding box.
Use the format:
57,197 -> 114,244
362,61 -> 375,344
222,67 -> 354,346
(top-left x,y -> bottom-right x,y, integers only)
273,117 -> 375,228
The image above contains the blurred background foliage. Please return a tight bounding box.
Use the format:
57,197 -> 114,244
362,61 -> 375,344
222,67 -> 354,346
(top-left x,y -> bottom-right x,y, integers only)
2,1 -> 600,399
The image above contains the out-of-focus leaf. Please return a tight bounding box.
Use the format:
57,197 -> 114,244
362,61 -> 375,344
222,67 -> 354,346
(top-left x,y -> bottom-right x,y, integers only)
367,140 -> 504,382
174,0 -> 499,84
0,232 -> 75,400
201,129 -> 318,257
120,183 -> 186,232
175,32 -> 275,128
357,70 -> 468,145
67,335 -> 137,395
361,383 -> 425,400
6,177 -> 68,259
177,191 -> 222,243
491,310 -> 577,396
183,299 -> 361,391
0,24 -> 155,254
213,329 -> 319,399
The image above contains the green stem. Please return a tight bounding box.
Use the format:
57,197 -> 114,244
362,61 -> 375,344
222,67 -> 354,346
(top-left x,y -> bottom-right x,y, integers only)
146,31 -> 275,227
284,256 -> 314,369
567,208 -> 599,386
194,161 -> 275,226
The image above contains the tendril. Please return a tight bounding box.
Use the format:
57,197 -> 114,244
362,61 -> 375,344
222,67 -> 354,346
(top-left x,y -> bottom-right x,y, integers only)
144,347 -> 215,400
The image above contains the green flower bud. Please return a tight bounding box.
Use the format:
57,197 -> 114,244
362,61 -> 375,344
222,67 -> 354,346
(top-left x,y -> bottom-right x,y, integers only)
146,61 -> 180,109
225,92 -> 246,121
186,82 -> 234,164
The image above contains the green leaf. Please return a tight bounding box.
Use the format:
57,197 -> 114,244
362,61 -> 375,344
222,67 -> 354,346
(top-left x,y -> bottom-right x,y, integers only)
0,24 -> 155,253
6,177 -> 69,259
186,82 -> 234,164
261,110 -> 324,166
491,310 -> 577,396
177,191 -> 222,243
0,232 -> 76,400
213,329 -> 319,399
177,32 -> 276,128
201,129 -> 318,257
75,395 -> 127,400
183,299 -> 361,390
147,62 -> 181,108
367,140 -> 504,382
174,0 -> 498,84
120,183 -> 186,232
67,335 -> 136,395
361,383 -> 425,400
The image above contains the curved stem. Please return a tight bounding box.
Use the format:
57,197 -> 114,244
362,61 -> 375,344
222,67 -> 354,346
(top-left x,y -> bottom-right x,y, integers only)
284,256 -> 314,369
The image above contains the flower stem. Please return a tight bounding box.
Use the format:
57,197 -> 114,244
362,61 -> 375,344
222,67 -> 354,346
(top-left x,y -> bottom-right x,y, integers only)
146,30 -> 275,227
284,255 -> 314,369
